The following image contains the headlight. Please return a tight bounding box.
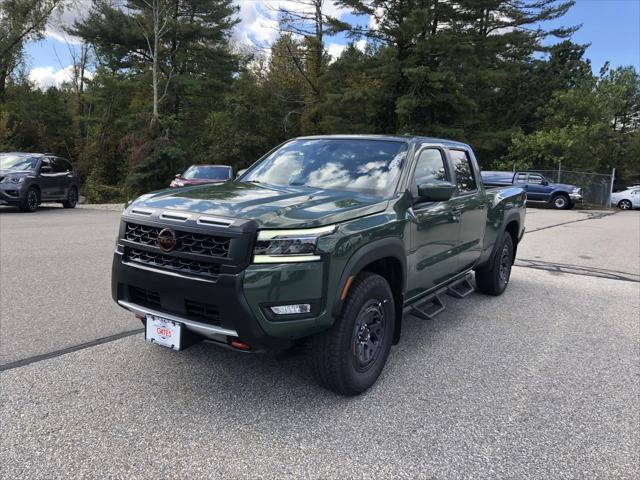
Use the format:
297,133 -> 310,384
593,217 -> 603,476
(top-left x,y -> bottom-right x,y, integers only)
253,225 -> 337,263
572,187 -> 581,194
0,176 -> 25,184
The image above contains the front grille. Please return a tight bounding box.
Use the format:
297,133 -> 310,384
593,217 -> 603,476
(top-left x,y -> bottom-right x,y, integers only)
185,300 -> 221,326
125,223 -> 231,258
126,248 -> 220,277
130,286 -> 161,308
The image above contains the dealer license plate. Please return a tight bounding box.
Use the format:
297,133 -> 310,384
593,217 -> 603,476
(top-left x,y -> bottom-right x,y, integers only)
146,315 -> 182,350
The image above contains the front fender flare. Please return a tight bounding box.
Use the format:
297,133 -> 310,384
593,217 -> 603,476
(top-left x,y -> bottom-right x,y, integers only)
332,237 -> 407,343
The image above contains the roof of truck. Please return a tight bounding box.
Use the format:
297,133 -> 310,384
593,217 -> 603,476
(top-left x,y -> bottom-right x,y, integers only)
295,134 -> 471,148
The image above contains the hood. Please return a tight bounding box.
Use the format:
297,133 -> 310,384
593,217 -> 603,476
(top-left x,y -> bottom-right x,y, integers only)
0,169 -> 33,178
129,181 -> 388,229
551,182 -> 579,190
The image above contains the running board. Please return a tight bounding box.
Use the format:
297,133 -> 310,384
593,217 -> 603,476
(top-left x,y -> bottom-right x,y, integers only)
408,294 -> 446,320
446,274 -> 475,299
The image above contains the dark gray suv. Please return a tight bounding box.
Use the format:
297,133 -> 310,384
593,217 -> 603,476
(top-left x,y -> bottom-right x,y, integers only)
0,153 -> 80,212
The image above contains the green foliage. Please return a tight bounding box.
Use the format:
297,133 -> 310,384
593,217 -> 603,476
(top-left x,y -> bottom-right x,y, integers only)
125,144 -> 186,194
499,66 -> 640,183
1,0 -> 639,198
83,173 -> 128,204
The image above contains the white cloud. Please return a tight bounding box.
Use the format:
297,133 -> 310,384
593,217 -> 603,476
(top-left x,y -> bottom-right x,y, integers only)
44,1 -> 353,49
233,1 -> 351,50
45,0 -> 91,44
327,42 -> 346,59
29,65 -> 93,90
32,1 -> 361,82
326,39 -> 367,61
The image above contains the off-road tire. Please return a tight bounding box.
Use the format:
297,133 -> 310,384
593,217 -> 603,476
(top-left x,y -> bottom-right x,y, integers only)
311,272 -> 395,396
475,233 -> 514,296
19,187 -> 39,212
63,186 -> 78,208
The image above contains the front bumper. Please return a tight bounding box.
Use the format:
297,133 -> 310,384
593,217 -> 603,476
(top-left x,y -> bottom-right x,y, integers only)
569,193 -> 583,202
112,252 -> 331,350
0,183 -> 25,204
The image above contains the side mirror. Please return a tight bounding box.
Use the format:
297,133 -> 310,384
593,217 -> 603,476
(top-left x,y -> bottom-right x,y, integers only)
40,165 -> 52,173
416,181 -> 456,202
236,169 -> 247,179
541,180 -> 549,186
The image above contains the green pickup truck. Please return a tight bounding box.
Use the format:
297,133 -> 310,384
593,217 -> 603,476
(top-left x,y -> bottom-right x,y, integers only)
112,135 -> 525,395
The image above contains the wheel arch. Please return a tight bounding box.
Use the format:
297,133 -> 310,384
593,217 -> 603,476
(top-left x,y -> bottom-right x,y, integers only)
332,238 -> 406,344
479,212 -> 521,269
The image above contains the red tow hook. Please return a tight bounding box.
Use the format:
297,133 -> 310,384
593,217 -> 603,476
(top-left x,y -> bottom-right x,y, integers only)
230,339 -> 252,351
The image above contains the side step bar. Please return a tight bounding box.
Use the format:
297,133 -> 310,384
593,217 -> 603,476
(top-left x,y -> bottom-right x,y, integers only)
406,274 -> 475,320
446,274 -> 475,298
409,294 -> 445,320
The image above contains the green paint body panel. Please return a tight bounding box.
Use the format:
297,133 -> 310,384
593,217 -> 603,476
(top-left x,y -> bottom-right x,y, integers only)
119,135 -> 526,344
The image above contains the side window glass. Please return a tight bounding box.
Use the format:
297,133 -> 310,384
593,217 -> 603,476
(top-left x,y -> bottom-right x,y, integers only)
528,175 -> 544,185
413,149 -> 447,186
59,159 -> 72,172
449,149 -> 477,193
516,173 -> 527,183
51,158 -> 68,173
41,158 -> 52,172
50,158 -> 61,173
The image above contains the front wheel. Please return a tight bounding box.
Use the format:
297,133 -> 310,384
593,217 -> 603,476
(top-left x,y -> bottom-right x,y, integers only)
618,199 -> 632,210
475,233 -> 514,296
63,187 -> 78,208
311,272 -> 395,396
552,194 -> 570,210
19,187 -> 40,212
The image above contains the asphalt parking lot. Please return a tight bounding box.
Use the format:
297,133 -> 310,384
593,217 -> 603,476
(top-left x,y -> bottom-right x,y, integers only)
1,205 -> 639,478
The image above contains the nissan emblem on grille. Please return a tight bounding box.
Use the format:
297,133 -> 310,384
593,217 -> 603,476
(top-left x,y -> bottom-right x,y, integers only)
157,228 -> 177,252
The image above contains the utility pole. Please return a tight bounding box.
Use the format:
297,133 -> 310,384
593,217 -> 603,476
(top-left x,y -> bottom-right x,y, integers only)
557,160 -> 561,183
608,168 -> 616,208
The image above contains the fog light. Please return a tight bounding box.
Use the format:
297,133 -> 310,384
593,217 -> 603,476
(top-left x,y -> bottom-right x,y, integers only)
270,304 -> 311,315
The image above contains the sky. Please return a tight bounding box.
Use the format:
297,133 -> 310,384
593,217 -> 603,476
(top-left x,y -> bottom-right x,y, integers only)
24,0 -> 640,89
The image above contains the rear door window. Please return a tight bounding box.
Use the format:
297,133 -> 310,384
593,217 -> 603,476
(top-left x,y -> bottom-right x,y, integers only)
515,173 -> 527,183
528,174 -> 544,185
449,149 -> 477,193
51,158 -> 72,173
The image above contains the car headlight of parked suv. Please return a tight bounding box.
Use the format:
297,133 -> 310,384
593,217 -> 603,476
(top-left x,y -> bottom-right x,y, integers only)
570,187 -> 582,200
253,225 -> 337,263
0,176 -> 26,184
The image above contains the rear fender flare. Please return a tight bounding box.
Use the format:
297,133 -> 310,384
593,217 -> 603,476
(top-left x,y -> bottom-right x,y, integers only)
484,211 -> 521,267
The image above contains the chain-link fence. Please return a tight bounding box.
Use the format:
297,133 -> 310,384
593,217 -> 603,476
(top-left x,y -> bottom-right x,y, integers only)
519,168 -> 615,207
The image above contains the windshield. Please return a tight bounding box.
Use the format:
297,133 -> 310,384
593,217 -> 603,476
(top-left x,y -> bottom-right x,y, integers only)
242,139 -> 408,196
0,154 -> 40,171
183,166 -> 231,180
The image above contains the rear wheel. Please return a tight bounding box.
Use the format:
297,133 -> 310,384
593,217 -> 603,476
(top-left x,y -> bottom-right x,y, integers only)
311,272 -> 395,396
63,186 -> 78,208
19,187 -> 39,212
552,194 -> 570,210
475,233 -> 514,296
618,199 -> 632,210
